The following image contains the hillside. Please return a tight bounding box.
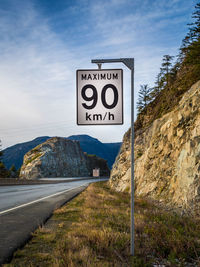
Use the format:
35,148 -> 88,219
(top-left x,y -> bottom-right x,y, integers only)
110,80 -> 200,214
110,3 -> 200,214
135,2 -> 200,132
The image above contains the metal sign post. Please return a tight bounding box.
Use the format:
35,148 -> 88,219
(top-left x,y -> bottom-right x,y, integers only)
76,58 -> 134,255
91,58 -> 135,256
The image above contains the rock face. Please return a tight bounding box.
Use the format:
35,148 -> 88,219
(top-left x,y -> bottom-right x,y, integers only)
110,81 -> 200,214
67,135 -> 121,168
20,137 -> 89,179
86,154 -> 110,177
2,136 -> 50,170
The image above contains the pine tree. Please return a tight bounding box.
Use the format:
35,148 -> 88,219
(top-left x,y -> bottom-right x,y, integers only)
160,55 -> 174,89
151,73 -> 163,99
187,2 -> 200,42
9,164 -> 18,178
180,2 -> 200,64
137,84 -> 152,114
10,164 -> 16,173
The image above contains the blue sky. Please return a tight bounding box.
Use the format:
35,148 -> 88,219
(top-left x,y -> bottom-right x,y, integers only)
0,0 -> 196,148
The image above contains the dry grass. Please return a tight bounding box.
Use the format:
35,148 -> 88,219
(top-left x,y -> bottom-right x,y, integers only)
3,182 -> 200,267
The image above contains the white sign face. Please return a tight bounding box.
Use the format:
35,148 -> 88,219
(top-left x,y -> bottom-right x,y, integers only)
77,69 -> 123,125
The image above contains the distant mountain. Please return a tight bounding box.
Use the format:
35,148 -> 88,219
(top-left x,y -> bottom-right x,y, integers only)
2,135 -> 121,170
2,136 -> 50,170
67,135 -> 122,168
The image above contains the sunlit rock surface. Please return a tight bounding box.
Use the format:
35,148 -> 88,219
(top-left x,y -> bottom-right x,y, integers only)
20,137 -> 90,179
110,81 -> 200,214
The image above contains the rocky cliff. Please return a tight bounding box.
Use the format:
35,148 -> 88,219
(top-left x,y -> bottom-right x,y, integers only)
20,137 -> 90,179
110,81 -> 200,214
20,137 -> 109,179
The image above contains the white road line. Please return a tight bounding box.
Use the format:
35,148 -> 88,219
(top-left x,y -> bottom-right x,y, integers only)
0,184 -> 88,216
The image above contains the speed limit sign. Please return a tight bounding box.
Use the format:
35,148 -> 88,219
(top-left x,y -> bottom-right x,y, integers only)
76,69 -> 123,125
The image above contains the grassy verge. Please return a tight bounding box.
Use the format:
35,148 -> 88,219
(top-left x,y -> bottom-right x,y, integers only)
4,182 -> 200,266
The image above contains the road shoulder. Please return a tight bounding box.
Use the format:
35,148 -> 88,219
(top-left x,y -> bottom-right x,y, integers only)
0,185 -> 87,265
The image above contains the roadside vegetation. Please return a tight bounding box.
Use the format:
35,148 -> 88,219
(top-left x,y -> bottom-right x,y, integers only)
0,139 -> 19,178
135,2 -> 200,132
4,181 -> 200,267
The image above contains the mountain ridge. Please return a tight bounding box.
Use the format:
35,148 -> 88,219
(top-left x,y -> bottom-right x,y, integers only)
2,135 -> 121,170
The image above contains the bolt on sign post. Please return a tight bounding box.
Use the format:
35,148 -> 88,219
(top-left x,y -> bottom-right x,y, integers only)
76,58 -> 134,256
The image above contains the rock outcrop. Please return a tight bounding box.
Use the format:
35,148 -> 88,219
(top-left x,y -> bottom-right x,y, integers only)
20,137 -> 89,179
20,137 -> 110,179
110,81 -> 200,214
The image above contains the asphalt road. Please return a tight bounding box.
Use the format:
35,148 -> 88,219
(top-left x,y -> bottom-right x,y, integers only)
0,178 -> 107,265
